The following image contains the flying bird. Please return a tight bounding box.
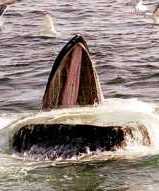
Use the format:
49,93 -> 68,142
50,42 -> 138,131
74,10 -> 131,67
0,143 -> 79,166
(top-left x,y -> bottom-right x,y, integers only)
0,4 -> 6,16
0,0 -> 16,15
135,0 -> 149,14
0,0 -> 17,29
151,4 -> 159,24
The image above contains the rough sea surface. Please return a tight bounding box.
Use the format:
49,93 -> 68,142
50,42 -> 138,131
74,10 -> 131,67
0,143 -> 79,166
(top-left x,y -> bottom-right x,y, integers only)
1,0 -> 159,190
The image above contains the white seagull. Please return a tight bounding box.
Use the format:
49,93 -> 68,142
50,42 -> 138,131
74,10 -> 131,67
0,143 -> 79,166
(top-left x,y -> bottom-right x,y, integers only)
135,0 -> 149,14
151,5 -> 159,24
0,0 -> 16,14
143,4 -> 159,25
0,0 -> 16,28
129,0 -> 159,25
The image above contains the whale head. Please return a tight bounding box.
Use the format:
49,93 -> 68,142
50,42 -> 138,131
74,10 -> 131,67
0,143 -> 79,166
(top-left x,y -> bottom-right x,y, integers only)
42,35 -> 103,110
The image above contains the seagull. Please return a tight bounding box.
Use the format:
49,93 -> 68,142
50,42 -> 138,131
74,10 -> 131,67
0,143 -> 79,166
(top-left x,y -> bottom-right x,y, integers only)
135,0 -> 149,14
0,4 -> 6,16
0,5 -> 7,28
142,4 -> 159,24
0,0 -> 16,28
151,4 -> 159,24
0,0 -> 16,11
130,1 -> 159,25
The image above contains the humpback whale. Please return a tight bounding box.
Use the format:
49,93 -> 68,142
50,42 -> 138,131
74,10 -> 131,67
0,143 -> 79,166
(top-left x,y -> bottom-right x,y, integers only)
10,35 -> 151,160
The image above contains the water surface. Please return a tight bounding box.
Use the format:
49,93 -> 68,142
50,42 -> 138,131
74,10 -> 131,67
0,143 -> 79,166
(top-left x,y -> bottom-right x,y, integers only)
1,0 -> 159,190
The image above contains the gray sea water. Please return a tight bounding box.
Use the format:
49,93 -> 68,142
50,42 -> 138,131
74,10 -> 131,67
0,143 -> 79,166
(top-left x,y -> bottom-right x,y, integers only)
1,0 -> 159,190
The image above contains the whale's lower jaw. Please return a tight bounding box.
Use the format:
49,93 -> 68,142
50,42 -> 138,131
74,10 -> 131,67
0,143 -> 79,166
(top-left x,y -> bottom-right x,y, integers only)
11,123 -> 150,160
12,124 -> 124,160
42,35 -> 103,110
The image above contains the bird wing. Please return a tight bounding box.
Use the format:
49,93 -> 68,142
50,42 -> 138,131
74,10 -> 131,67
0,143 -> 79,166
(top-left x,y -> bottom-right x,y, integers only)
0,5 -> 7,16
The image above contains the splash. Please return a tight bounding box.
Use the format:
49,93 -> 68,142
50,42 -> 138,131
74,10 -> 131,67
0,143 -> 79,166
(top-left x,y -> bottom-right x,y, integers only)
39,13 -> 56,38
1,98 -> 159,161
0,15 -> 4,29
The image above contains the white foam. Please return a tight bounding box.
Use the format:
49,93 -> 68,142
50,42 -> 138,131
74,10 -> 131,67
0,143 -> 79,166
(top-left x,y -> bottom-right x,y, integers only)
0,115 -> 15,129
40,14 -> 56,38
0,16 -> 4,29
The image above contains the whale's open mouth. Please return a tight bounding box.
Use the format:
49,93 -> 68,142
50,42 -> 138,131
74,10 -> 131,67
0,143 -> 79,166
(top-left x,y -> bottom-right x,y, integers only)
10,35 -> 151,161
11,122 -> 150,160
11,124 -> 124,160
42,35 -> 103,110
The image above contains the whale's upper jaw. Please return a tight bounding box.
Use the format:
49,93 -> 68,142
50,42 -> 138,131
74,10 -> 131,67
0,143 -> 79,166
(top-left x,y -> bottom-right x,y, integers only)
42,35 -> 103,110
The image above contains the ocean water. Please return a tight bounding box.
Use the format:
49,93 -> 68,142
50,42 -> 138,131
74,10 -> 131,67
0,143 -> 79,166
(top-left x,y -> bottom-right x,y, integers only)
1,0 -> 159,190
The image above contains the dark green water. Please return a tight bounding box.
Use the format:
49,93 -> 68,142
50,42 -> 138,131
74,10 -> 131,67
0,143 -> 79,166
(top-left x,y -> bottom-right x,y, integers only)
1,154 -> 159,191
